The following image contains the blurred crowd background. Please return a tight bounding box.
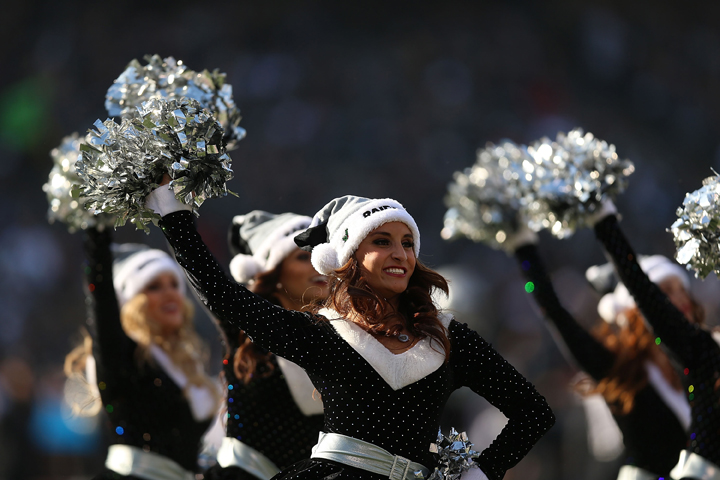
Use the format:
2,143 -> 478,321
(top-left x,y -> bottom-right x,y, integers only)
2,0 -> 720,478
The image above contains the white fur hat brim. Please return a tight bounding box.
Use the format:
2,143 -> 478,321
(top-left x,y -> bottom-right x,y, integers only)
229,215 -> 311,283
113,249 -> 186,306
311,198 -> 420,275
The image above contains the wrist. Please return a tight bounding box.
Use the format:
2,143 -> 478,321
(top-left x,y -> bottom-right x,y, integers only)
145,185 -> 191,217
587,198 -> 618,227
504,226 -> 539,253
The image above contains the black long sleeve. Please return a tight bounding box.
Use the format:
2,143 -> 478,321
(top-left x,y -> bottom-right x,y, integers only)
451,321 -> 556,479
594,215 -> 717,369
82,227 -> 212,472
595,214 -> 720,465
159,211 -> 554,480
515,244 -> 616,381
84,228 -> 137,373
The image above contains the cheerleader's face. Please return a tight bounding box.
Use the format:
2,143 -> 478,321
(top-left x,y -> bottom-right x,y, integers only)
275,248 -> 329,309
658,276 -> 694,322
143,272 -> 185,334
354,221 -> 416,302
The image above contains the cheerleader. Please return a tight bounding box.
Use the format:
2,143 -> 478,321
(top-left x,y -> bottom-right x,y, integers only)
65,227 -> 221,480
507,227 -> 689,479
588,201 -> 720,479
143,183 -> 555,480
205,211 -> 327,480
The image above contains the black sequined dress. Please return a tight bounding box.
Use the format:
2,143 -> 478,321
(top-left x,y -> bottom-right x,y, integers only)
205,325 -> 325,480
84,228 -> 212,479
515,243 -> 687,475
595,215 -> 720,467
159,211 -> 555,480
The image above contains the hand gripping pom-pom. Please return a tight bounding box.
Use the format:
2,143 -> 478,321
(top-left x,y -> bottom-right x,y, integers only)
75,97 -> 235,233
442,140 -> 531,250
105,54 -> 246,150
669,172 -> 720,279
523,128 -> 634,239
311,243 -> 340,276
426,427 -> 481,480
42,133 -> 116,233
229,254 -> 264,284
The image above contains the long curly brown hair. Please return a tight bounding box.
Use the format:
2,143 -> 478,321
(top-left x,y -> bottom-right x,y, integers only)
579,302 -> 703,414
315,257 -> 451,361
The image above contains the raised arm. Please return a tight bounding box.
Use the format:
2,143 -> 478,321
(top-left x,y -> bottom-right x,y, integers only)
83,227 -> 136,371
153,191 -> 324,368
514,244 -> 616,381
593,214 -> 715,367
451,321 -> 555,480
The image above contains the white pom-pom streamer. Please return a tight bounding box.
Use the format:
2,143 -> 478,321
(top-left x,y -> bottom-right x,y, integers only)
442,140 -> 530,249
523,128 -> 634,238
669,173 -> 720,279
426,427 -> 482,480
42,133 -> 116,233
106,54 -> 246,150
76,97 -> 234,233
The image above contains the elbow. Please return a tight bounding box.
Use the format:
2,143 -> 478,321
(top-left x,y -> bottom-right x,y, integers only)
528,396 -> 556,435
539,401 -> 556,434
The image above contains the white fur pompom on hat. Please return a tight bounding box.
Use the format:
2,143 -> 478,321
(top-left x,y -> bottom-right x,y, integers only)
294,195 -> 421,276
229,254 -> 264,285
227,211 -> 312,284
310,243 -> 341,277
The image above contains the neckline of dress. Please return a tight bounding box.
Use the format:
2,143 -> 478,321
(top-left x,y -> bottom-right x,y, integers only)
318,308 -> 452,390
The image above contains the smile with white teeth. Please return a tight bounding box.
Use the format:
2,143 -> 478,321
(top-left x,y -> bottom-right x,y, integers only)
384,267 -> 405,275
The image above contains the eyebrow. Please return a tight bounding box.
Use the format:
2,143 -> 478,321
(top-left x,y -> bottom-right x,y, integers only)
369,231 -> 414,239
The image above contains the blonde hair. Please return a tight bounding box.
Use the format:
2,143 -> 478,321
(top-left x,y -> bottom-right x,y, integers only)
65,294 -> 221,415
64,329 -> 103,416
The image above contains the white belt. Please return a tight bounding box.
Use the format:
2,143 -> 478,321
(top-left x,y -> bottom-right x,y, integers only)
105,444 -> 195,480
617,465 -> 662,480
216,437 -> 281,480
671,450 -> 720,480
311,432 -> 429,480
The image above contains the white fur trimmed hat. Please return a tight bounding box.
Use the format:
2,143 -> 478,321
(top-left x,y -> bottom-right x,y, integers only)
228,211 -> 312,284
294,195 -> 420,275
112,245 -> 186,307
596,255 -> 690,324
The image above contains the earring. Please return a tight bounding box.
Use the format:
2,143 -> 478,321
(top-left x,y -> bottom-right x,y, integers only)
276,282 -> 283,290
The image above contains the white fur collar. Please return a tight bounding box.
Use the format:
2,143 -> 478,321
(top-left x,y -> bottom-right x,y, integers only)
149,344 -> 218,422
319,308 -> 452,391
645,361 -> 691,431
276,356 -> 324,416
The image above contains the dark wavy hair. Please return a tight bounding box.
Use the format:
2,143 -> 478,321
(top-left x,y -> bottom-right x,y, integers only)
577,301 -> 704,414
315,257 -> 451,361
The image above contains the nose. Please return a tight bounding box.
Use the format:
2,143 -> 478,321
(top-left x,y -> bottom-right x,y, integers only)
391,244 -> 407,261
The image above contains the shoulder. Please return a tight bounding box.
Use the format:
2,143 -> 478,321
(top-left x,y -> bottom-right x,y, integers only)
447,318 -> 491,353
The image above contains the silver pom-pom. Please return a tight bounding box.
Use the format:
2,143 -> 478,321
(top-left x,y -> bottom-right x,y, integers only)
442,140 -> 530,249
105,54 -> 246,150
42,133 -> 115,232
76,97 -> 234,233
524,128 -> 634,238
426,427 -> 480,480
669,173 -> 720,278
